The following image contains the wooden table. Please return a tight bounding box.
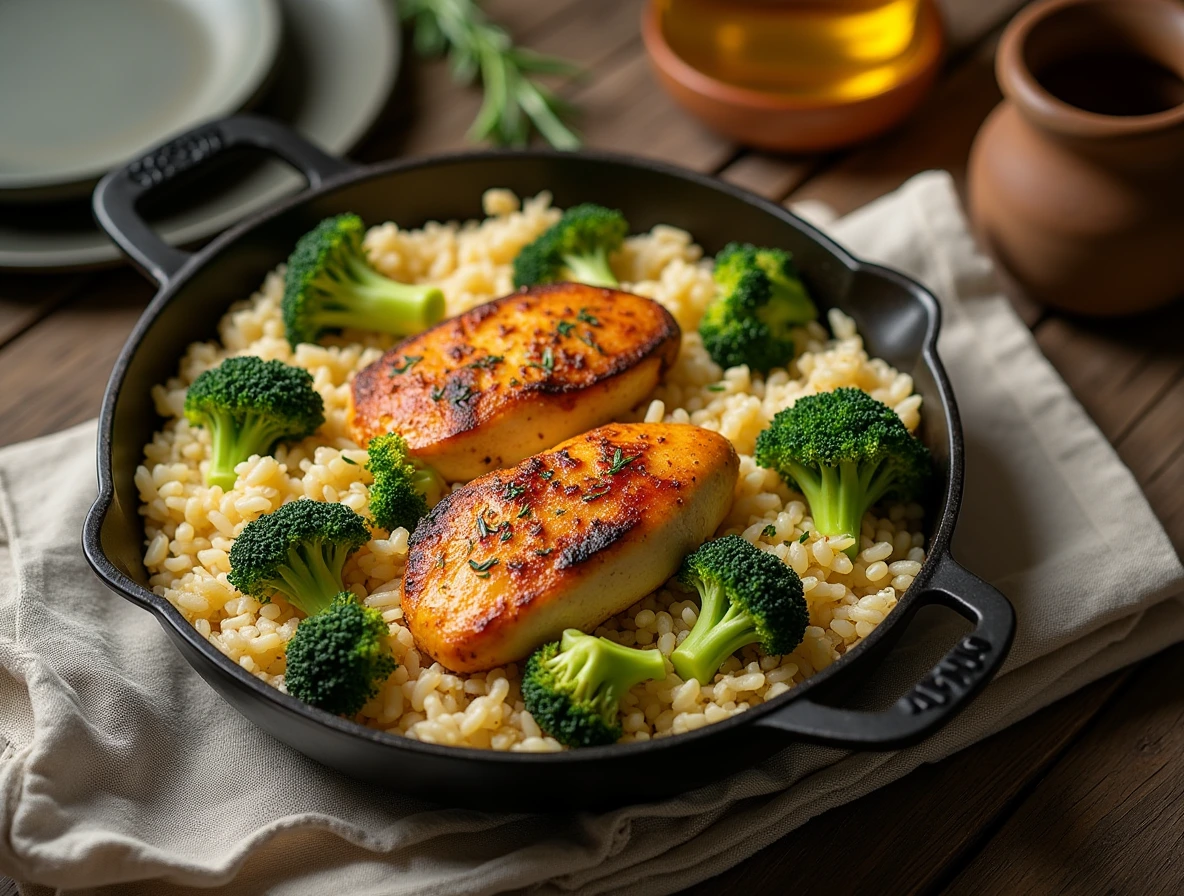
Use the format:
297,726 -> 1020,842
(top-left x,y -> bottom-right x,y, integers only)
2,3 -> 1181,893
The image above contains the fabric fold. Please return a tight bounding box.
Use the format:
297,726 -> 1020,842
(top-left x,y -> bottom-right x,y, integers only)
2,172 -> 1181,896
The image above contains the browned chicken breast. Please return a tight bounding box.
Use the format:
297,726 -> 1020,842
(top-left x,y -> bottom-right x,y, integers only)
401,422 -> 740,673
349,283 -> 680,481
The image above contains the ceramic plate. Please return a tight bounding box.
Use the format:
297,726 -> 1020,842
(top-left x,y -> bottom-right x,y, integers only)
0,0 -> 282,202
0,0 -> 399,270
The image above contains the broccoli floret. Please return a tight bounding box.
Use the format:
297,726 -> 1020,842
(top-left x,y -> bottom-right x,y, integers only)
511,203 -> 628,288
670,535 -> 808,685
282,213 -> 446,348
284,591 -> 396,716
699,242 -> 818,373
184,355 -> 325,491
228,499 -> 370,608
522,629 -> 666,747
365,432 -> 446,533
754,387 -> 932,555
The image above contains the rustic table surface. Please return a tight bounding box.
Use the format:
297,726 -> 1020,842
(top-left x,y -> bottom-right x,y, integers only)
2,2 -> 1182,894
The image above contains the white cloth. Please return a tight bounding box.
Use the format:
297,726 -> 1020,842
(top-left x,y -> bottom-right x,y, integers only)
1,172 -> 1181,896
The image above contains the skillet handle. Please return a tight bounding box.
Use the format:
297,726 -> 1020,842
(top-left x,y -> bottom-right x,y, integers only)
754,553 -> 1015,749
92,115 -> 357,288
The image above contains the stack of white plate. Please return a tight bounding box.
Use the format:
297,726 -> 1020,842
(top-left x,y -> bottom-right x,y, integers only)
0,0 -> 400,270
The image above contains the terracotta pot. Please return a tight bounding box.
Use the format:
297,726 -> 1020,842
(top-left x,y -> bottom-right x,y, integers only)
968,0 -> 1184,316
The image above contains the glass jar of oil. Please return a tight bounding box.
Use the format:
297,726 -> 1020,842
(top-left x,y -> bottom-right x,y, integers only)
657,0 -> 929,101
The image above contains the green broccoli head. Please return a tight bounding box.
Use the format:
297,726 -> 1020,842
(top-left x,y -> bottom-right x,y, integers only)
184,355 -> 325,491
365,432 -> 446,533
754,387 -> 932,555
670,535 -> 807,685
282,213 -> 446,348
511,203 -> 628,288
227,499 -> 370,615
284,591 -> 396,717
699,242 -> 818,373
522,629 -> 666,748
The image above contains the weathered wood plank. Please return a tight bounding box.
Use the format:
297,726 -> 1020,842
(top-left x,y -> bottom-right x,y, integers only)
1033,302 -> 1184,445
0,273 -> 89,348
943,645 -> 1184,896
717,152 -> 820,202
363,0 -> 646,159
0,270 -> 151,448
572,47 -> 735,170
1146,450 -> 1184,551
685,670 -> 1131,896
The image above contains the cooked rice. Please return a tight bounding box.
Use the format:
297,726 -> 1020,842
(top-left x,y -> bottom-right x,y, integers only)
137,189 -> 927,752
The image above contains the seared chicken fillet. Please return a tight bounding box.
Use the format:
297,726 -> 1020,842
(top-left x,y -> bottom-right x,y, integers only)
401,422 -> 740,673
349,284 -> 680,481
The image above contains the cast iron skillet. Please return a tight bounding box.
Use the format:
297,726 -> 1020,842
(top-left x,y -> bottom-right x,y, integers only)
84,115 -> 1015,811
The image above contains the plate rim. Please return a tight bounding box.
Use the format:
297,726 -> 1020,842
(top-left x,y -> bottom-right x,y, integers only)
0,0 -> 399,270
0,0 -> 284,195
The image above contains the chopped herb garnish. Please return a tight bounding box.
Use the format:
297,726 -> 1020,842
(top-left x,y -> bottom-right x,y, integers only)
799,531 -> 810,544
467,538 -> 475,555
606,447 -> 640,475
556,320 -> 575,337
578,331 -> 603,353
583,487 -> 611,502
517,505 -> 532,519
510,377 -> 520,387
577,308 -> 601,326
534,548 -> 553,556
762,524 -> 777,538
451,385 -> 476,405
541,470 -> 554,480
342,457 -> 357,465
707,384 -> 726,392
430,386 -> 445,401
476,512 -> 490,538
390,355 -> 422,374
468,355 -> 503,370
499,524 -> 513,542
556,508 -> 566,516
542,346 -> 554,372
503,482 -> 526,500
469,557 -> 500,573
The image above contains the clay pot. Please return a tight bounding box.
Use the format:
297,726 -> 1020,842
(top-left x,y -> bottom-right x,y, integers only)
968,0 -> 1184,315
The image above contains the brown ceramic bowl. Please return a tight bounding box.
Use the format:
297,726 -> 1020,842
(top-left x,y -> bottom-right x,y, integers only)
641,0 -> 945,152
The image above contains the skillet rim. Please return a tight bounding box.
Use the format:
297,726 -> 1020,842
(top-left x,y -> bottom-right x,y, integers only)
83,147 -> 961,764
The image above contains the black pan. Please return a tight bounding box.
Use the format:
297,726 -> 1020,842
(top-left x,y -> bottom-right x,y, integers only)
84,115 -> 1015,811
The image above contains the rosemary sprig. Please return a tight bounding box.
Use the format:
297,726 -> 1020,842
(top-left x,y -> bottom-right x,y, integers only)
400,0 -> 582,149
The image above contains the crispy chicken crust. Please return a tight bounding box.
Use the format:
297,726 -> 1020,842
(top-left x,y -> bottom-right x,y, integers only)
348,284 -> 680,481
401,422 -> 739,673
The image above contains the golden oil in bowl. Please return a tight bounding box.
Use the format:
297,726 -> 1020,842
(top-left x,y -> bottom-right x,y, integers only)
657,0 -> 928,101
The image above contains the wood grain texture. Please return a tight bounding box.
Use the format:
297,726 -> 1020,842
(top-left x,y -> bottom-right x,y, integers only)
0,273 -> 89,347
687,670 -> 1131,896
943,645 -> 1184,896
0,269 -> 150,448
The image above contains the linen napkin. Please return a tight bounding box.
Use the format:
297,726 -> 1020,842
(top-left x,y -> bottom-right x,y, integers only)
1,172 -> 1181,896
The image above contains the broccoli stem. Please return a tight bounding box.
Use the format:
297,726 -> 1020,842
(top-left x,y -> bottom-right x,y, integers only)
561,248 -> 617,288
671,578 -> 760,684
270,543 -> 353,617
412,462 -> 448,507
548,630 -> 665,722
784,458 -> 892,557
207,414 -> 292,491
313,255 -> 445,335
